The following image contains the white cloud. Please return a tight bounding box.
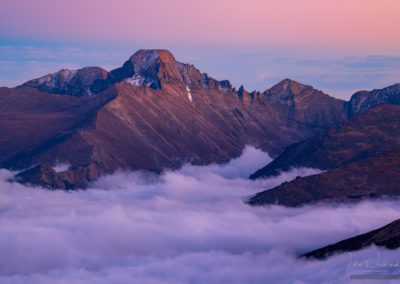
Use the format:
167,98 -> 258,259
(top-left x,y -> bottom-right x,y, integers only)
0,146 -> 399,283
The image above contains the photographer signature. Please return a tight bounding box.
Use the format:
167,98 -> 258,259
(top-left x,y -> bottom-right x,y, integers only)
340,249 -> 400,280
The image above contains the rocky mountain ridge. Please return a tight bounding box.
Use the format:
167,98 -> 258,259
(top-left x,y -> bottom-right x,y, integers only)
1,49 -> 398,188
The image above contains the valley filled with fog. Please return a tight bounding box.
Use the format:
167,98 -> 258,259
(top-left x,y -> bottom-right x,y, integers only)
0,146 -> 399,283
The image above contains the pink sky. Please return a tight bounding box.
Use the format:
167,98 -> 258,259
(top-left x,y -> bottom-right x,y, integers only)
1,0 -> 399,54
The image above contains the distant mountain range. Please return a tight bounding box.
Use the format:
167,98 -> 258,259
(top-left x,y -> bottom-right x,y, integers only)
0,49 -> 399,192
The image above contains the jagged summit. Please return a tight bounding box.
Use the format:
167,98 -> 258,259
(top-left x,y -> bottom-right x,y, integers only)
19,49 -> 400,115
95,49 -> 232,92
124,49 -> 178,85
103,49 -> 169,90
21,49 -> 236,96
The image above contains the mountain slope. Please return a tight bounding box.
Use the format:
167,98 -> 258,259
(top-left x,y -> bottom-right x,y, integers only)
248,149 -> 400,207
0,49 -> 383,189
0,85 -> 116,168
264,78 -> 347,129
303,219 -> 400,259
250,104 -> 400,179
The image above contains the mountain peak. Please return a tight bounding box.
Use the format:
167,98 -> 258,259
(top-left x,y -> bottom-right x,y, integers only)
270,79 -> 307,94
266,79 -> 326,102
102,49 -> 181,90
157,49 -> 177,63
128,49 -> 176,67
140,49 -> 176,62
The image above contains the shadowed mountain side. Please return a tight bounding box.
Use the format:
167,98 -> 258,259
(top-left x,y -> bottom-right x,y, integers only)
248,149 -> 400,207
303,219 -> 400,259
250,104 -> 400,179
0,85 -> 117,168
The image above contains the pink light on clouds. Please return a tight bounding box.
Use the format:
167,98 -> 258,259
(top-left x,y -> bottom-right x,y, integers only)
0,0 -> 399,54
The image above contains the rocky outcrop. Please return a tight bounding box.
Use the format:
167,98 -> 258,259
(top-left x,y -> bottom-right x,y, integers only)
16,162 -> 103,189
16,163 -> 67,189
303,219 -> 400,259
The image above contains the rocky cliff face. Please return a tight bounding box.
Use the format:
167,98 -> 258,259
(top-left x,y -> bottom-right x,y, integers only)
92,49 -> 182,91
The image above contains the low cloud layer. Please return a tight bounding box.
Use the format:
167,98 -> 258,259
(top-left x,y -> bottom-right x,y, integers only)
0,146 -> 399,283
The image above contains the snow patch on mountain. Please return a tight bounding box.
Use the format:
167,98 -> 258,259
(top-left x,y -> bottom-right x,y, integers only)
124,74 -> 146,86
29,69 -> 79,89
186,86 -> 193,102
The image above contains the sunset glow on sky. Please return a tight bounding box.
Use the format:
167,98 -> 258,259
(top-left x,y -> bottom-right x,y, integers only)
0,0 -> 399,99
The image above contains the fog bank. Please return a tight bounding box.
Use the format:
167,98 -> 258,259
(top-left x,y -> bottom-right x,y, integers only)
0,146 -> 399,283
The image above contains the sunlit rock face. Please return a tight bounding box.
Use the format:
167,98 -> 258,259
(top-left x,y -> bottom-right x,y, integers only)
3,49 -> 400,189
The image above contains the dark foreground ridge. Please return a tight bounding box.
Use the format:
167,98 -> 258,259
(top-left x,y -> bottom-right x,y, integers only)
303,219 -> 400,259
